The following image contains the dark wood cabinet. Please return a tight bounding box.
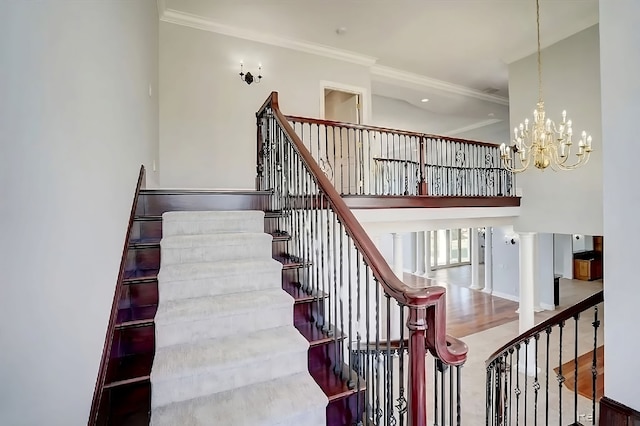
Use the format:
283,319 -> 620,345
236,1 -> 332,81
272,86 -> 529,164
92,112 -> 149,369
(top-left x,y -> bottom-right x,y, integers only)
573,250 -> 603,281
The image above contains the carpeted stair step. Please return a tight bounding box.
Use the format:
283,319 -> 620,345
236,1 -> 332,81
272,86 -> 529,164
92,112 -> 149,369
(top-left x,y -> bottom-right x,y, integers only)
161,232 -> 272,265
151,372 -> 327,426
158,258 -> 282,301
155,288 -> 293,347
162,210 -> 264,236
151,326 -> 310,408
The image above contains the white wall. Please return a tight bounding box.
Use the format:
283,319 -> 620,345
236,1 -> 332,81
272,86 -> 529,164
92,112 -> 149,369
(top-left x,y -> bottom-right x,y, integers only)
600,0 -> 640,411
159,22 -> 371,188
0,1 -> 159,424
553,234 -> 573,278
510,25 -> 603,236
491,226 -> 521,300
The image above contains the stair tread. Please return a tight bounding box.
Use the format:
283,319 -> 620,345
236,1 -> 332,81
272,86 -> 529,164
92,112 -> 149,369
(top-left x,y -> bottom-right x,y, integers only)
295,322 -> 345,347
129,237 -> 161,248
105,353 -> 154,388
282,278 -> 328,303
309,364 -> 367,402
273,253 -> 312,269
151,372 -> 327,426
158,258 -> 281,282
123,269 -> 159,283
116,305 -> 157,327
270,230 -> 292,242
160,232 -> 272,248
152,326 -> 309,382
155,288 -> 292,323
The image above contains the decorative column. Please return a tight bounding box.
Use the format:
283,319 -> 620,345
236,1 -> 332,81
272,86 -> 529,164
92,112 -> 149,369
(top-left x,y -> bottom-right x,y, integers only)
415,231 -> 426,276
483,227 -> 494,294
518,232 -> 537,375
424,231 -> 432,277
470,228 -> 482,289
392,233 -> 404,279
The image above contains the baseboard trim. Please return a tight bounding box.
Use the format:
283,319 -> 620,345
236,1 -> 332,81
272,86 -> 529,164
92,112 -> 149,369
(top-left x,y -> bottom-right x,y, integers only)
491,290 -> 519,303
599,396 -> 640,426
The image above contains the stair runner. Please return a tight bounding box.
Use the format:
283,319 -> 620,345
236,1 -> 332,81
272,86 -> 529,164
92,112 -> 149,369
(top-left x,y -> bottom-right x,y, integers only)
150,211 -> 327,425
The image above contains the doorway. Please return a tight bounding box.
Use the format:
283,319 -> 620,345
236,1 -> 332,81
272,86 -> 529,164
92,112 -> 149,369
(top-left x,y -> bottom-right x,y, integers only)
321,87 -> 365,194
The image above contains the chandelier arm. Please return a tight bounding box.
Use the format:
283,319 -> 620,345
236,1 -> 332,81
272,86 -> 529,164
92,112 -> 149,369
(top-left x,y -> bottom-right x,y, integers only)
502,151 -> 531,173
554,152 -> 590,171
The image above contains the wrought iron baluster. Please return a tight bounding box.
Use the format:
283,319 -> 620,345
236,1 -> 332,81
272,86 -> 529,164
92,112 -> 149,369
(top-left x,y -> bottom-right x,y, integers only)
558,320 -> 565,425
515,343 -> 520,426
533,334 -> 540,426
573,313 -> 580,425
397,305 -> 406,426
591,306 -> 600,425
545,327 -> 551,426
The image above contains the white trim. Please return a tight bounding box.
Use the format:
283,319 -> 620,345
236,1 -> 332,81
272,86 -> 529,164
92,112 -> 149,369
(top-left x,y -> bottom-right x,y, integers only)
158,6 -> 378,67
445,119 -> 503,137
492,290 -> 519,303
319,81 -> 371,125
158,2 -> 517,109
539,303 -> 556,311
371,65 -> 510,106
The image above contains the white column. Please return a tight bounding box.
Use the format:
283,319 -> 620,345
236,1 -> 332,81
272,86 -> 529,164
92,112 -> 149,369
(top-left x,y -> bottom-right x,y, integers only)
424,230 -> 432,277
470,228 -> 482,289
415,231 -> 426,275
392,233 -> 404,279
518,232 -> 536,332
518,232 -> 537,375
482,227 -> 494,294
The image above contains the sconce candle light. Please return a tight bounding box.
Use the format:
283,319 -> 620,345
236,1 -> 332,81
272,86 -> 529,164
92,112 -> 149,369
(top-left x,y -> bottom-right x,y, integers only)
239,62 -> 262,85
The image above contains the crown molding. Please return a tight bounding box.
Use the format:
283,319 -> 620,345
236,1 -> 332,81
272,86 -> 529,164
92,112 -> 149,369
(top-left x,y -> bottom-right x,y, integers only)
371,65 -> 509,106
445,118 -> 503,137
502,19 -> 599,64
158,4 -> 378,67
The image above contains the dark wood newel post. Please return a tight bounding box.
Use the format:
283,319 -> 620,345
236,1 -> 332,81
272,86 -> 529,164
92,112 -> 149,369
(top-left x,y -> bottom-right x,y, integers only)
418,136 -> 427,195
407,304 -> 428,426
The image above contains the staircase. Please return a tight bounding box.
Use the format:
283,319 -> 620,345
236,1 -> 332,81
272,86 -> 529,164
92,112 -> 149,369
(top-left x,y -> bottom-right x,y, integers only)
91,189 -> 367,425
150,210 -> 326,425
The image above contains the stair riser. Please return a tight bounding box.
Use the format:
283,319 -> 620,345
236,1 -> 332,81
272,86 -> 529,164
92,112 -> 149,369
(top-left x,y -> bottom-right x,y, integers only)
140,192 -> 271,216
159,270 -> 281,301
161,241 -> 272,265
163,218 -> 263,237
327,393 -> 365,426
112,326 -> 155,358
121,281 -> 159,309
308,340 -> 345,373
151,350 -> 308,408
294,301 -> 326,326
125,247 -> 160,274
155,305 -> 293,348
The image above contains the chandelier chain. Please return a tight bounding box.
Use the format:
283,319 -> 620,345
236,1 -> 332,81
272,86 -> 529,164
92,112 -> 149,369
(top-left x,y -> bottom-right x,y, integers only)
536,0 -> 542,103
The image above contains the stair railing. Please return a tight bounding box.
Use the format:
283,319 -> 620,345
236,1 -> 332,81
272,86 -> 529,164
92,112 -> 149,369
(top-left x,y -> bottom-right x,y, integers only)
485,290 -> 604,426
257,92 -> 467,426
285,114 -> 515,197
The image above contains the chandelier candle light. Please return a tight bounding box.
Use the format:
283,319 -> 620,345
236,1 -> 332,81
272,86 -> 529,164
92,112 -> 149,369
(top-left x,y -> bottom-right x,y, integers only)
500,0 -> 592,172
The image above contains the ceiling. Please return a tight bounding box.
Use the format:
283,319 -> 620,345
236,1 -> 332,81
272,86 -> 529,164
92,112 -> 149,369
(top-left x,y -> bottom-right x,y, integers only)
163,0 -> 599,140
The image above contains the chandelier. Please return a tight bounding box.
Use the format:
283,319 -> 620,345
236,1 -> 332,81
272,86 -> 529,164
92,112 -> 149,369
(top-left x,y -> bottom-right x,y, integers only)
500,0 -> 592,172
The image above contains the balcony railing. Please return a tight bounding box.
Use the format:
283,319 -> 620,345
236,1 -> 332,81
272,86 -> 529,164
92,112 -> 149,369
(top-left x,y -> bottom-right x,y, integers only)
286,115 -> 516,198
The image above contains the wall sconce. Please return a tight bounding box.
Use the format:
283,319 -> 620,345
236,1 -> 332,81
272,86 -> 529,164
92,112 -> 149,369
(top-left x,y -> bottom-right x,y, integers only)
239,62 -> 262,85
504,233 -> 519,245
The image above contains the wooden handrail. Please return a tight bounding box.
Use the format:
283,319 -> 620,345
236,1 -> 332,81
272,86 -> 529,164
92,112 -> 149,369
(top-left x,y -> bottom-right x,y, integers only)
261,93 -> 444,308
88,165 -> 146,425
485,290 -> 604,367
285,114 -> 501,148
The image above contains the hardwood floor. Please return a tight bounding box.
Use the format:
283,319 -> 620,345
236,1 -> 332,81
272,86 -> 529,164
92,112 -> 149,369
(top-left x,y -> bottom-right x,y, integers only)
401,265 -> 603,339
554,345 -> 604,401
402,272 -> 519,338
